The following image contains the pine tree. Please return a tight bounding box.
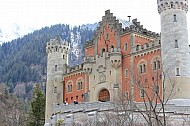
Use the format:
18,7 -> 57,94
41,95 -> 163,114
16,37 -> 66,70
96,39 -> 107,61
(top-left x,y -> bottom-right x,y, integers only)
30,85 -> 45,126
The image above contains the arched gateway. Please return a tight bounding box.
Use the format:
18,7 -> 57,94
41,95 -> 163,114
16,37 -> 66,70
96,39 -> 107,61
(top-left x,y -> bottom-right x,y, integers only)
98,89 -> 110,102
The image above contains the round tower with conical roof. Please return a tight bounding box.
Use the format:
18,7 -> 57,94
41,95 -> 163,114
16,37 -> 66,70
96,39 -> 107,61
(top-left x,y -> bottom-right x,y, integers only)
157,0 -> 190,99
45,36 -> 70,123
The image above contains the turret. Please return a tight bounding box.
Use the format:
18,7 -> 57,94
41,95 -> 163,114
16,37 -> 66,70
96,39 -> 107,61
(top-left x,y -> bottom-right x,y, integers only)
45,36 -> 70,123
157,0 -> 190,99
109,48 -> 122,69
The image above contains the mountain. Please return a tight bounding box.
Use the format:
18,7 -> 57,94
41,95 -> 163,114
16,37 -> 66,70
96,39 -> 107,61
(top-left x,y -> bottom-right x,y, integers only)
0,23 -> 35,45
0,23 -> 97,99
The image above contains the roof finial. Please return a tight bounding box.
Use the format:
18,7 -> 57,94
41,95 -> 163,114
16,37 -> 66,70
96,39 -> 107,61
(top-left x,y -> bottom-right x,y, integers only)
127,16 -> 131,22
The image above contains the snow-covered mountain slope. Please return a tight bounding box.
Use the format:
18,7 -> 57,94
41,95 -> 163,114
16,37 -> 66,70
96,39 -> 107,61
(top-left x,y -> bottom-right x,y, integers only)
0,23 -> 35,45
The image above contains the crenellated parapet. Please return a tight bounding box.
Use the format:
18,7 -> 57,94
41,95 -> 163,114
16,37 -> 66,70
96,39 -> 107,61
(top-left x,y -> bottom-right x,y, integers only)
46,36 -> 70,54
83,56 -> 95,74
122,19 -> 160,38
85,40 -> 94,48
95,10 -> 123,37
132,39 -> 161,53
66,64 -> 83,74
157,0 -> 188,14
109,48 -> 122,69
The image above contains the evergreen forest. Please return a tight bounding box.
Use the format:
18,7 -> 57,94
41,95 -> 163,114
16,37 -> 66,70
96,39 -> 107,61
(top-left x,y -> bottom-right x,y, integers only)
0,23 -> 96,99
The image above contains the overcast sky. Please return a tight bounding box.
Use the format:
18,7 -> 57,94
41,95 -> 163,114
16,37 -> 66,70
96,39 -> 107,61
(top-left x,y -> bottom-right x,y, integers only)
0,0 -> 189,39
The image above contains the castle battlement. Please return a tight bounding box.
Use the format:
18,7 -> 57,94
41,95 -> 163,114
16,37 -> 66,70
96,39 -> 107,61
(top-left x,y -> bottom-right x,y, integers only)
85,40 -> 94,48
122,19 -> 160,38
157,0 -> 188,14
45,4 -> 190,124
133,39 -> 161,53
66,64 -> 83,74
96,10 -> 122,36
46,36 -> 70,54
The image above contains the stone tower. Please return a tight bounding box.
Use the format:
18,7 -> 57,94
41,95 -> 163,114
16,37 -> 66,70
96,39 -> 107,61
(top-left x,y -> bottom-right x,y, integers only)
45,36 -> 70,123
157,0 -> 190,99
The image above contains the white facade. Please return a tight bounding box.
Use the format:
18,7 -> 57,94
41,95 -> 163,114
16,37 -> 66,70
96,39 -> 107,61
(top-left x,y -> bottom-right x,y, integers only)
158,0 -> 190,99
45,36 -> 70,123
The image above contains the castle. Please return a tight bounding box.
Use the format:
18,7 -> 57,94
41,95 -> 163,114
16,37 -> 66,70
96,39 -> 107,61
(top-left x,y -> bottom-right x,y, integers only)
45,0 -> 190,124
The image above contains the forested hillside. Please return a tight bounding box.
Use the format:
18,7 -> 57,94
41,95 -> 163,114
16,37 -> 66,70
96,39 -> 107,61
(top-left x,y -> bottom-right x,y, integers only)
0,23 -> 96,96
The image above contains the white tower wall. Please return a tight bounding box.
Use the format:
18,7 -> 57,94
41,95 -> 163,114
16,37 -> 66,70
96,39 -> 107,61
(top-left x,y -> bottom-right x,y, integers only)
158,0 -> 190,99
45,37 -> 70,123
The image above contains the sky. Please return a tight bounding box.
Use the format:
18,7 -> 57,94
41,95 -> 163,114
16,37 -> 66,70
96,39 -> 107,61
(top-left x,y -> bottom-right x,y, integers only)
0,0 -> 190,39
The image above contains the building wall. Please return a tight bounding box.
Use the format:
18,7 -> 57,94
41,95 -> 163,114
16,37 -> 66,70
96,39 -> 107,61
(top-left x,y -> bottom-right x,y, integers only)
45,37 -> 69,123
45,2 -> 190,124
64,73 -> 85,104
158,0 -> 190,99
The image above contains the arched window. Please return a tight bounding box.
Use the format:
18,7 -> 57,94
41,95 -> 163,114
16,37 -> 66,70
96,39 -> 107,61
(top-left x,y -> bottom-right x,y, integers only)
153,61 -> 157,70
171,2 -> 174,8
136,45 -> 140,51
111,45 -> 114,52
77,82 -> 83,90
138,59 -> 147,74
139,64 -> 146,74
67,85 -> 72,92
152,60 -> 161,70
157,61 -> 161,69
102,48 -> 106,54
111,45 -> 114,49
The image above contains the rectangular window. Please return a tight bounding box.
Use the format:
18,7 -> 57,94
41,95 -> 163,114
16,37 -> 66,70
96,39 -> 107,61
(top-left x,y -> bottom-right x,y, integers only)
125,69 -> 128,77
80,82 -> 82,90
157,61 -> 161,69
68,85 -> 72,92
77,82 -> 80,90
63,55 -> 65,59
143,64 -> 146,73
140,65 -> 143,74
176,68 -> 180,76
174,14 -> 177,22
54,87 -> 57,93
106,33 -> 109,39
124,43 -> 128,51
55,65 -> 57,71
153,61 -> 157,70
77,82 -> 82,90
140,89 -> 145,98
175,40 -> 179,48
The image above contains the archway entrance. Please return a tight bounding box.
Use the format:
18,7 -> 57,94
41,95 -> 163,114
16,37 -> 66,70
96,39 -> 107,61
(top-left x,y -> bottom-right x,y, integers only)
98,89 -> 110,102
